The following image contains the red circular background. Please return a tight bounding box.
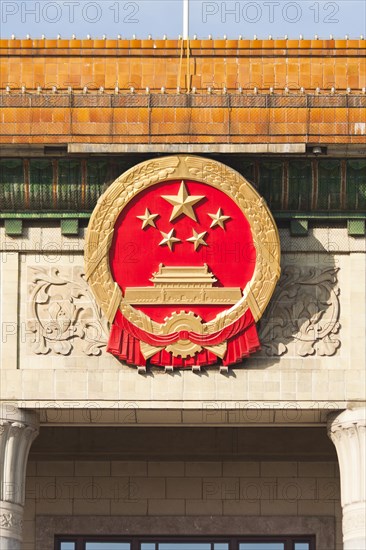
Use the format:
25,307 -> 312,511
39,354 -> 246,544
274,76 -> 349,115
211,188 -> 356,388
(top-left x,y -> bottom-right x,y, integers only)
109,180 -> 256,323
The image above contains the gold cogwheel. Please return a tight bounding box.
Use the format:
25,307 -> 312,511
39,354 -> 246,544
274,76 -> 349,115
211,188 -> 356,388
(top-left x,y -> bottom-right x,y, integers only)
162,311 -> 203,359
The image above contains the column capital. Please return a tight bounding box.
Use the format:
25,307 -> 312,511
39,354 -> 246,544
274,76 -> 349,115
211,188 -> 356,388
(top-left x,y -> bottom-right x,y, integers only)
328,407 -> 366,435
327,407 -> 366,550
0,407 -> 39,547
0,407 -> 39,505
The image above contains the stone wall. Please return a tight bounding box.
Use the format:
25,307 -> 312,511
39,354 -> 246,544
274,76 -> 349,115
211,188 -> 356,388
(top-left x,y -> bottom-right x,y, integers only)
1,216 -> 365,550
23,458 -> 341,550
1,226 -> 365,406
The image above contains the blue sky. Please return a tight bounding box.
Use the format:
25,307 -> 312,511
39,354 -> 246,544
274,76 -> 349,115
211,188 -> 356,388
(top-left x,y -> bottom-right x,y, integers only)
1,0 -> 365,38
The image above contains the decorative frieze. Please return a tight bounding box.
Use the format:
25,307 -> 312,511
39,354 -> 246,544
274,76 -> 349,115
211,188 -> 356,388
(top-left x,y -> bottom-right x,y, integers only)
26,265 -> 342,360
0,503 -> 23,538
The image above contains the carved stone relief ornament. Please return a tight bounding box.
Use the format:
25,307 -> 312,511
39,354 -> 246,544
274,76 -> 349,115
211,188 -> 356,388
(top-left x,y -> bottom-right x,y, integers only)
259,266 -> 341,356
27,266 -> 109,356
0,511 -> 23,533
84,155 -> 281,369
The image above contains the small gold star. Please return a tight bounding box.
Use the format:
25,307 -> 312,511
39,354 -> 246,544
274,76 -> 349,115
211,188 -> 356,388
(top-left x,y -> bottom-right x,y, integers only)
136,208 -> 158,229
187,229 -> 208,251
162,181 -> 205,222
208,208 -> 231,230
159,229 -> 181,251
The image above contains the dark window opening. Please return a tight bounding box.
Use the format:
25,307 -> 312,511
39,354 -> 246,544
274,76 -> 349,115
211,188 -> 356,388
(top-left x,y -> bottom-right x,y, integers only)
56,535 -> 315,550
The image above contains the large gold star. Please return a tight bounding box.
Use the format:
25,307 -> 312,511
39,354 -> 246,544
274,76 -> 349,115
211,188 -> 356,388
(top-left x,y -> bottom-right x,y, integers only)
136,208 -> 158,229
187,229 -> 208,251
162,181 -> 204,222
159,229 -> 181,251
208,208 -> 231,230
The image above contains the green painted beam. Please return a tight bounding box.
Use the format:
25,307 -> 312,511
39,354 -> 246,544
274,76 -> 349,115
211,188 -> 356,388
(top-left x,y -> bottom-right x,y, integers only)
1,212 -> 365,220
273,212 -> 366,220
61,219 -> 79,235
0,213 -> 91,219
4,219 -> 23,236
347,219 -> 366,236
290,219 -> 308,236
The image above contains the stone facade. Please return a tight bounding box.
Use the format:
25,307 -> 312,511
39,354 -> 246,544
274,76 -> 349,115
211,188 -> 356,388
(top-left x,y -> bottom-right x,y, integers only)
0,38 -> 365,550
1,227 -> 364,400
1,223 -> 365,549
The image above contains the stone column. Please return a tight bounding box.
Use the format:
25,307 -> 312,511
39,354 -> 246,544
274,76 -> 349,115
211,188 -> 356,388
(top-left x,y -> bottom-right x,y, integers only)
0,407 -> 39,550
328,408 -> 366,550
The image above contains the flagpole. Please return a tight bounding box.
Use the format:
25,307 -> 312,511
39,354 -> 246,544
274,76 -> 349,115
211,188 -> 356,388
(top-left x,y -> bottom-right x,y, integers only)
183,0 -> 189,40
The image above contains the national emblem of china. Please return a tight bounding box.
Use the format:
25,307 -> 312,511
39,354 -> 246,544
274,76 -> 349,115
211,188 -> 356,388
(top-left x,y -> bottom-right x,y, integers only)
84,156 -> 281,369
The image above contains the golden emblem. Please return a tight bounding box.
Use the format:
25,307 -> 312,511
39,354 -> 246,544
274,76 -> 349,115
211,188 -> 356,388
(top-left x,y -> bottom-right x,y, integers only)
84,155 -> 281,367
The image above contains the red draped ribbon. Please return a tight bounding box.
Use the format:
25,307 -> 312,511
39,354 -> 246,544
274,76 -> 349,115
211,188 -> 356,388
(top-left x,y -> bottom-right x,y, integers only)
107,308 -> 260,367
